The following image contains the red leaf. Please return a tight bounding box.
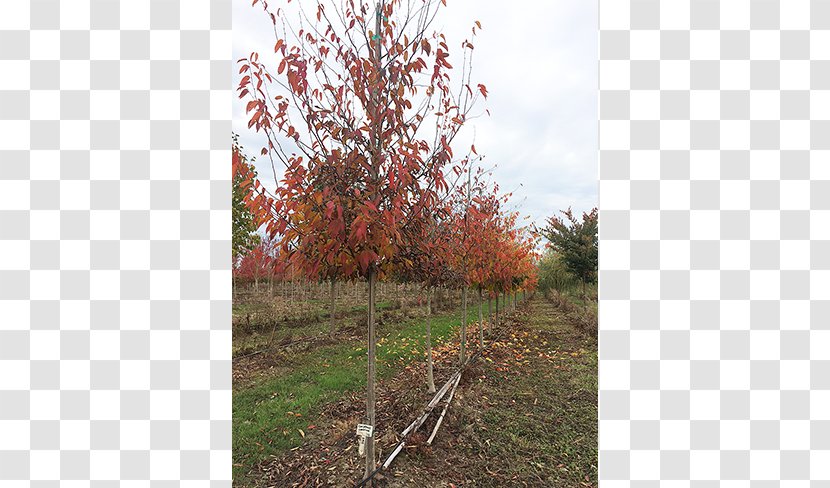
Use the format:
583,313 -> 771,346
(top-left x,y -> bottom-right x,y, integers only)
357,250 -> 373,273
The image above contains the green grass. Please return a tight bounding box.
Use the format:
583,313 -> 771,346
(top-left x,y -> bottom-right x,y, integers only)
232,305 -> 466,483
478,355 -> 597,485
548,286 -> 598,315
476,298 -> 597,486
232,302 -> 273,315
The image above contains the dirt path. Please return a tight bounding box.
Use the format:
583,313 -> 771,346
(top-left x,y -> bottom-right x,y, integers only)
240,296 -> 597,488
388,296 -> 598,488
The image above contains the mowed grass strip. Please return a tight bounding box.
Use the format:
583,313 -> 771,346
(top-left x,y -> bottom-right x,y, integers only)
232,306 -> 465,481
476,298 -> 597,486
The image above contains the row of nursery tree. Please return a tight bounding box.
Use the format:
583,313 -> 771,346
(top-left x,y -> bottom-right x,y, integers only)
229,0 -> 564,483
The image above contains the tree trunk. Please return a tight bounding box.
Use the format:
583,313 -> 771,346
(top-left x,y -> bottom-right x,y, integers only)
460,285 -> 468,365
329,279 -> 336,335
365,269 -> 378,482
495,292 -> 499,326
488,296 -> 492,332
478,287 -> 484,349
395,282 -> 400,309
426,289 -> 435,393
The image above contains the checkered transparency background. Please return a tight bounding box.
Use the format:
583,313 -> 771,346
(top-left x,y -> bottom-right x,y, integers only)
599,0 -> 830,484
0,0 -> 232,485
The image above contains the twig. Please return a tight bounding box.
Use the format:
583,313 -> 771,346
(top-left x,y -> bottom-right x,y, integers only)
425,371 -> 461,445
381,368 -> 461,469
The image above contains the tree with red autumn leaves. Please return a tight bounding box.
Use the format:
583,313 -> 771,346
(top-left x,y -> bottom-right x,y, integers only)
234,234 -> 279,290
443,159 -> 503,365
236,0 -> 488,480
463,177 -> 509,351
396,202 -> 461,393
486,210 -> 537,310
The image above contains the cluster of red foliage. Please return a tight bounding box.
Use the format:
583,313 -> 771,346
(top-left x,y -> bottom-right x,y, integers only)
232,148 -> 538,301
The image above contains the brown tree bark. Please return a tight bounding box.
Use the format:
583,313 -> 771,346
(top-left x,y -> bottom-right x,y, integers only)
426,288 -> 436,393
495,291 -> 499,327
488,295 -> 492,332
460,285 -> 468,365
478,287 -> 484,349
365,269 -> 377,482
329,279 -> 336,335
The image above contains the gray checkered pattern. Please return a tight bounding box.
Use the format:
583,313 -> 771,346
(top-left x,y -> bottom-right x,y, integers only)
0,0 -> 231,484
599,0 -> 828,484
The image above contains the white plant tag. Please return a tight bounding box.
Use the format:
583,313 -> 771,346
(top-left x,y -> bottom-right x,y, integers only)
358,434 -> 366,456
356,423 -> 374,438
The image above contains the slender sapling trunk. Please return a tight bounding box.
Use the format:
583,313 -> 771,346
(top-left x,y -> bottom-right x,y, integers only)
365,269 -> 377,482
488,296 -> 492,332
495,291 -> 499,326
478,287 -> 484,349
329,279 -> 336,335
460,285 -> 468,365
426,289 -> 435,393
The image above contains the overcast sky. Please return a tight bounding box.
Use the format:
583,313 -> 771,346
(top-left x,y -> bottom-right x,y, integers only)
232,0 -> 597,231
